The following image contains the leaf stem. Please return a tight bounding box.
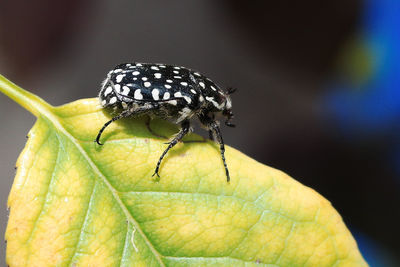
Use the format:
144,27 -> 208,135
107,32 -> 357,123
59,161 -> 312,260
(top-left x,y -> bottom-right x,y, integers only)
0,74 -> 53,117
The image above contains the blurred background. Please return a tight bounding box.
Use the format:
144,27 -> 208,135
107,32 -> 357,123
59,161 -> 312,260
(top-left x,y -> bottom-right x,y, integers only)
0,0 -> 399,265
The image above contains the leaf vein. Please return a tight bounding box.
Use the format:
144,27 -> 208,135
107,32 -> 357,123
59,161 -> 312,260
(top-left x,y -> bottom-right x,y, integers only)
65,179 -> 97,266
118,223 -> 130,267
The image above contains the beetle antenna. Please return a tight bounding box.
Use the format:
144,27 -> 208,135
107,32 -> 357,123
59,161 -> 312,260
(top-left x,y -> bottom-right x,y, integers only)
227,87 -> 237,95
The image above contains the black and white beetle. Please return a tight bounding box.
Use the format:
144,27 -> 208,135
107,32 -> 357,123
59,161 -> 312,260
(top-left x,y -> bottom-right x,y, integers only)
95,63 -> 235,182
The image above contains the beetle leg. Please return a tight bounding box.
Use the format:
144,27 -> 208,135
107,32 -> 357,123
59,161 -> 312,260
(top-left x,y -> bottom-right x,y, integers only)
95,109 -> 132,145
208,121 -> 230,182
152,120 -> 190,177
95,104 -> 158,145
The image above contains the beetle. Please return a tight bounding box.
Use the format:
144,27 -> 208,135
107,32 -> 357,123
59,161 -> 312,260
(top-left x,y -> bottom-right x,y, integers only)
95,63 -> 235,182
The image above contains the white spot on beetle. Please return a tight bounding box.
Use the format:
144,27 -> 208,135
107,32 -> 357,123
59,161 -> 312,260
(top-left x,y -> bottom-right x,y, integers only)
109,97 -> 117,104
154,73 -> 162,79
173,70 -> 179,74
132,71 -> 140,76
199,82 -> 205,88
134,89 -> 143,100
122,86 -> 130,95
174,76 -> 182,79
151,66 -> 160,71
206,96 -> 224,109
142,77 -> 148,81
104,86 -> 112,96
152,89 -> 160,100
174,92 -> 191,104
190,89 -> 197,94
166,79 -> 173,83
211,86 -> 217,91
116,74 -> 125,83
114,84 -> 121,91
144,82 -> 151,87
165,84 -> 171,89
163,92 -> 170,99
180,82 -> 188,86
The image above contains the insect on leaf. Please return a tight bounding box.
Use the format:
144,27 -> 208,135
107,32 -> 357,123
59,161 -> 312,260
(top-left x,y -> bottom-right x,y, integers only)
0,75 -> 368,266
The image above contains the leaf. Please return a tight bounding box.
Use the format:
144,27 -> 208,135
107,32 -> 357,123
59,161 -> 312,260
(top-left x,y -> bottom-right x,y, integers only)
1,74 -> 368,267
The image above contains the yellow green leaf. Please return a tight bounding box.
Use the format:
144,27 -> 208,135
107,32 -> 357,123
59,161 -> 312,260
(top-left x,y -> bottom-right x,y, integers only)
1,74 -> 368,266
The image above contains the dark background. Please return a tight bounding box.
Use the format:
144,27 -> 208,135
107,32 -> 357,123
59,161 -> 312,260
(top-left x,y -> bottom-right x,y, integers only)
0,1 -> 399,265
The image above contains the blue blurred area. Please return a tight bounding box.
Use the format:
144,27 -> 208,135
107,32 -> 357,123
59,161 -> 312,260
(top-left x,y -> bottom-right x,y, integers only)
323,0 -> 400,264
324,0 -> 400,135
354,230 -> 398,267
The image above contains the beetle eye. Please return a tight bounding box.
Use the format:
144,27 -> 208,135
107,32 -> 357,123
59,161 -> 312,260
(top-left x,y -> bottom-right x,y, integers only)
225,120 -> 236,127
